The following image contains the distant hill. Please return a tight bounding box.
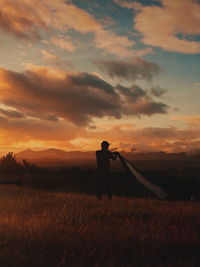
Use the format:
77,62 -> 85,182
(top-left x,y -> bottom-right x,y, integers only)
15,148 -> 95,160
15,148 -> 200,162
122,151 -> 200,161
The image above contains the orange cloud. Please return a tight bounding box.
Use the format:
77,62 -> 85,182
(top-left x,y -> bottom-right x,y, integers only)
115,0 -> 200,54
0,114 -> 78,146
0,111 -> 199,153
82,124 -> 200,153
50,35 -> 76,52
41,50 -> 60,62
40,50 -> 71,67
0,0 -> 135,57
172,116 -> 200,127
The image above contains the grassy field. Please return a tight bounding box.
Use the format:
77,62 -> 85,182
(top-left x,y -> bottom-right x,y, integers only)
0,186 -> 200,267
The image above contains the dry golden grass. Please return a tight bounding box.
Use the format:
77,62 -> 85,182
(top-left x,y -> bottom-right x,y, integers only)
0,185 -> 200,267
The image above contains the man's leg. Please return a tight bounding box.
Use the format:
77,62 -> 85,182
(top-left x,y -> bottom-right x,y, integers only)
106,177 -> 112,200
95,176 -> 102,199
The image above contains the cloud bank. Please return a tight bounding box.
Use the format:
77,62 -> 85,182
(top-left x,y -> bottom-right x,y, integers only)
115,0 -> 200,54
84,123 -> 200,153
0,63 -> 171,151
0,65 -> 168,127
0,0 -> 135,57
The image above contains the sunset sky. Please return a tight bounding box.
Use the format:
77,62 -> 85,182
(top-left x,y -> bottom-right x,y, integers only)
0,0 -> 200,154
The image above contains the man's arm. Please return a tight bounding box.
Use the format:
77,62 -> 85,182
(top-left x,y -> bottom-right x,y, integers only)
110,151 -> 120,161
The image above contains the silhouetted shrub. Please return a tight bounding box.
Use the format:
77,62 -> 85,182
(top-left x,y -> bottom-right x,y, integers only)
0,152 -> 40,175
22,159 -> 37,173
0,152 -> 21,169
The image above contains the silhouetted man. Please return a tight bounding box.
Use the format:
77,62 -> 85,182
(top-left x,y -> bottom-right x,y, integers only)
96,141 -> 119,200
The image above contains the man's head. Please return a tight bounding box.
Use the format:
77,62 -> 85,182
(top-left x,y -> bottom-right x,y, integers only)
101,140 -> 110,150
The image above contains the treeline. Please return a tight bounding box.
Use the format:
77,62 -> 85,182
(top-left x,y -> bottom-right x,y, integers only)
0,152 -> 199,201
10,165 -> 199,201
0,152 -> 38,174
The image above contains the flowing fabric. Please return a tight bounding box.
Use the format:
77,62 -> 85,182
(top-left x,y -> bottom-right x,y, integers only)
119,156 -> 167,200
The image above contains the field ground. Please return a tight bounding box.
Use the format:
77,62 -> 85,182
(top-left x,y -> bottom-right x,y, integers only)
0,186 -> 200,267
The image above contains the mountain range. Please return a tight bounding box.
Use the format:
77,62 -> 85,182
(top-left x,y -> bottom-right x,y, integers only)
15,148 -> 95,160
14,148 -> 200,161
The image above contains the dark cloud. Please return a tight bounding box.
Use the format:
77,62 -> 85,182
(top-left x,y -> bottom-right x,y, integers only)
45,115 -> 60,122
0,108 -> 25,119
117,84 -> 147,100
0,66 -> 168,127
150,86 -> 168,97
94,57 -> 161,81
69,72 -> 115,95
116,84 -> 168,116
129,101 -> 168,116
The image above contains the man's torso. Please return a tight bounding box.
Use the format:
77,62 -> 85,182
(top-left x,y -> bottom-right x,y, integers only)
96,150 -> 112,174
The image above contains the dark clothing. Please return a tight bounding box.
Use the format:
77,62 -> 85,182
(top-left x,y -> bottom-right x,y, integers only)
95,174 -> 112,200
95,150 -> 117,199
96,150 -> 115,173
